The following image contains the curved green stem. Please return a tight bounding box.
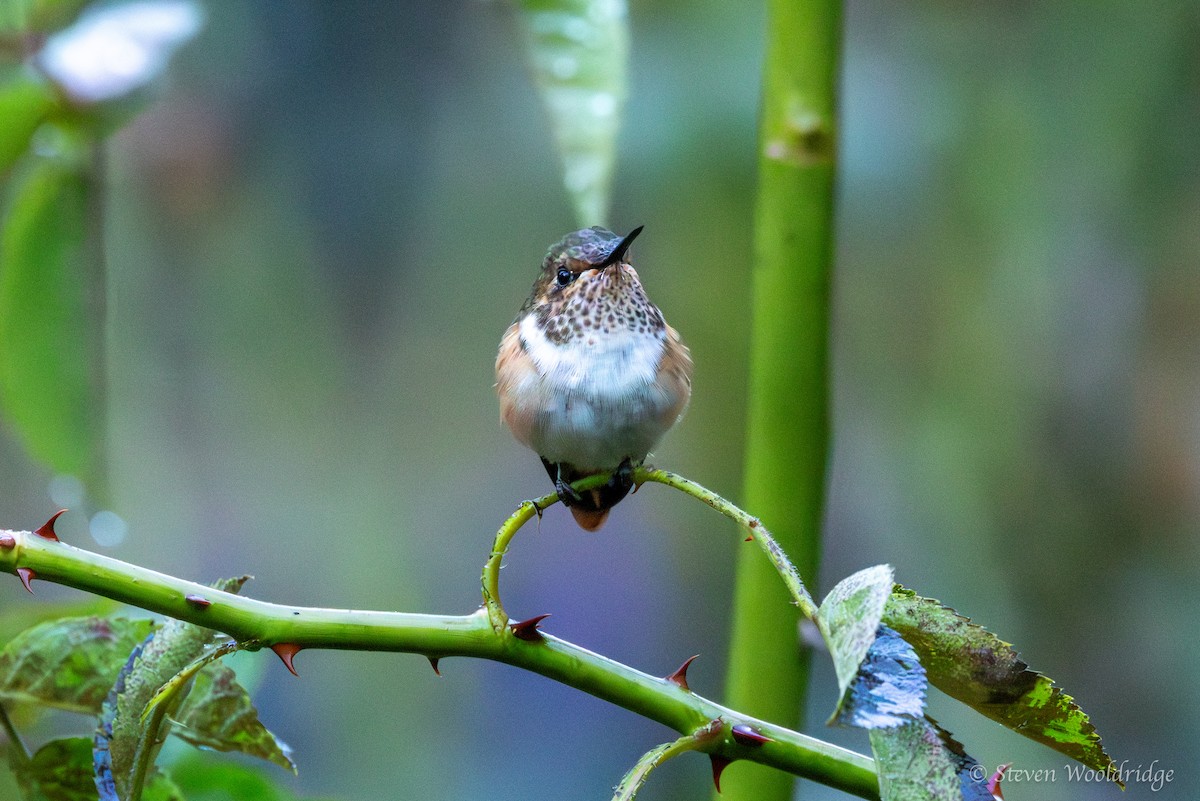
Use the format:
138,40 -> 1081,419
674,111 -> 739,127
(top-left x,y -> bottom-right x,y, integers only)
637,468 -> 818,618
613,720 -> 721,801
482,468 -> 817,629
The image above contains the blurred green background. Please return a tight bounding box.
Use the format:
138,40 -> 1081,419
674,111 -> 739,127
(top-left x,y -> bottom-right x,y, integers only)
1,0 -> 1198,799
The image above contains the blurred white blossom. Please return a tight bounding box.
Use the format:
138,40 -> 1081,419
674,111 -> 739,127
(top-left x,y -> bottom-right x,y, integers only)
37,1 -> 203,104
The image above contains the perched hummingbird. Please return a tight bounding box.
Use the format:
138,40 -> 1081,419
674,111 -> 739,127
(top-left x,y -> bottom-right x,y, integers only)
496,225 -> 693,530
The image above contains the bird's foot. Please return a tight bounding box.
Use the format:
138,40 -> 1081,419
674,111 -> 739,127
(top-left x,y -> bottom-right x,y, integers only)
611,457 -> 635,495
555,474 -> 583,506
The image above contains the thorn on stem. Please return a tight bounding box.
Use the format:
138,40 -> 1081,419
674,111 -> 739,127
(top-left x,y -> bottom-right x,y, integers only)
730,724 -> 771,747
15,567 -> 35,593
744,535 -> 754,542
271,643 -> 302,676
0,534 -> 15,550
509,613 -> 551,641
185,594 -> 212,609
665,654 -> 699,692
34,510 -> 66,541
709,755 -> 732,792
428,656 -> 441,676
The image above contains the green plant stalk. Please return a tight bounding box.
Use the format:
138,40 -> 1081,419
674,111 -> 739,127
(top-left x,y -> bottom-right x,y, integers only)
723,0 -> 842,799
0,702 -> 29,765
0,501 -> 875,798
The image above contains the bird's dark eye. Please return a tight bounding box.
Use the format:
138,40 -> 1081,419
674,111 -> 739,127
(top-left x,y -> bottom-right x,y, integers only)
555,268 -> 573,286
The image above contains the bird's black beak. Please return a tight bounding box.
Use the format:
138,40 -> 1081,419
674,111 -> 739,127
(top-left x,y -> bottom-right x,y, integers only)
599,225 -> 644,270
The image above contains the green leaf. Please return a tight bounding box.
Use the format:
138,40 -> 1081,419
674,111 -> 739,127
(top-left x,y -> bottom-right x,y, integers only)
8,737 -> 180,801
882,585 -> 1119,782
0,617 -> 156,714
869,719 -> 992,801
0,77 -> 56,175
0,153 -> 100,486
0,598 -> 121,645
170,753 -> 335,801
832,625 -> 926,730
13,736 -> 97,801
816,564 -> 895,703
140,772 -> 185,801
172,662 -> 295,773
516,0 -> 628,226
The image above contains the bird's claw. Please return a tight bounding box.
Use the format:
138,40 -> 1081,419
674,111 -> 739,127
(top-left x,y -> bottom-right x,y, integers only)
555,477 -> 582,506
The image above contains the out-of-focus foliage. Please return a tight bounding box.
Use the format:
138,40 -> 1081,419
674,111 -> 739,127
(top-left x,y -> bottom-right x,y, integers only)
0,77 -> 54,174
0,0 -> 203,503
0,155 -> 95,484
10,736 -> 183,801
169,755 -> 336,801
0,0 -> 1195,800
516,0 -> 628,227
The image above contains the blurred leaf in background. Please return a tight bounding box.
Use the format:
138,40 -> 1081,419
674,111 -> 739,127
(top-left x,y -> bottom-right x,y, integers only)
516,0 -> 628,227
0,0 -> 204,506
0,147 -> 97,487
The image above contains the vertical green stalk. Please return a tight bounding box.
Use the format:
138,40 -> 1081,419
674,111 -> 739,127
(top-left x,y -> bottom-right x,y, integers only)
719,2 -> 842,800
85,138 -> 110,503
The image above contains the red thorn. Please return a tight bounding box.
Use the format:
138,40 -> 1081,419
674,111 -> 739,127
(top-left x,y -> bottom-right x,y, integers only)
15,567 -> 35,593
185,594 -> 212,609
731,724 -> 771,747
709,755 -> 732,792
510,613 -> 551,641
744,535 -> 754,542
34,509 -> 66,541
666,654 -> 700,692
748,519 -> 759,528
988,763 -> 1010,800
428,656 -> 441,676
271,643 -> 302,676
0,534 -> 15,549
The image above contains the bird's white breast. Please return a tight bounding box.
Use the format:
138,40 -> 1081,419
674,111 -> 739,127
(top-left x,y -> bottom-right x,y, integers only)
519,314 -> 662,393
515,313 -> 674,469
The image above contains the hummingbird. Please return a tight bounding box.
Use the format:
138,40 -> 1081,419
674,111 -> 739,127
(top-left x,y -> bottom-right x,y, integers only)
495,225 -> 693,530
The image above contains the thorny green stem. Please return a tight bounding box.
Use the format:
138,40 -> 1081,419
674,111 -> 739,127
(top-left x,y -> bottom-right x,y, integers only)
0,470 -> 877,799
